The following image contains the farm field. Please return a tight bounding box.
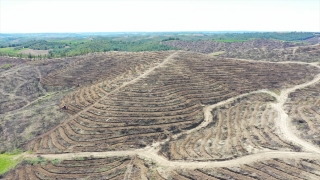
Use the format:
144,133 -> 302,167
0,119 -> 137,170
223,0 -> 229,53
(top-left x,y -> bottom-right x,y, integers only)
2,33 -> 320,179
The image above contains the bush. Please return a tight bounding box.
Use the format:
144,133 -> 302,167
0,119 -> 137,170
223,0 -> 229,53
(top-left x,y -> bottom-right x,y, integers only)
1,64 -> 13,70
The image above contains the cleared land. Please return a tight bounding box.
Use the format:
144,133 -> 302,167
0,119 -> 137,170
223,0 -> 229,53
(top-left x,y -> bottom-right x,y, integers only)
163,39 -> 320,62
160,93 -> 299,161
2,38 -> 320,179
5,154 -> 320,179
285,81 -> 320,147
5,156 -> 149,180
174,158 -> 320,180
25,51 -> 320,154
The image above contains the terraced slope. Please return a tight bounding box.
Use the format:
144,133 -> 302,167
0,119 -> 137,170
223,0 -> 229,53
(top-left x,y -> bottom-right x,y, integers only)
175,158 -> 320,180
0,57 -> 84,152
0,52 -> 174,153
160,93 -> 299,161
4,156 -> 149,180
285,81 -> 320,147
5,156 -> 320,180
26,51 -> 320,153
3,49 -> 320,179
42,51 -> 173,87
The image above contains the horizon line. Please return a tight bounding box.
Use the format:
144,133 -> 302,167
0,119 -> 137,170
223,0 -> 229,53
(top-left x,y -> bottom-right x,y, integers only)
1,30 -> 319,34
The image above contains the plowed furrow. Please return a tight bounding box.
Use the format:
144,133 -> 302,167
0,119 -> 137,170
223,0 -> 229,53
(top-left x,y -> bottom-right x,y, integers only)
216,167 -> 257,180
171,170 -> 191,180
32,139 -> 41,152
26,166 -> 40,180
88,104 -> 201,117
76,116 -> 126,126
240,106 -> 256,148
50,131 -> 66,150
200,129 -> 214,158
266,160 -> 305,179
242,164 -> 278,180
301,160 -> 320,176
33,159 -> 130,178
190,169 -> 219,180
298,106 -> 317,132
58,157 -> 124,166
170,142 -> 181,160
18,166 -> 28,180
84,87 -> 95,104
273,159 -> 320,180
197,169 -> 226,180
44,159 -> 125,173
212,111 -> 224,155
72,117 -> 196,131
151,169 -> 166,180
225,107 -> 234,154
74,92 -> 85,108
40,134 -> 49,149
186,134 -> 203,158
233,105 -> 247,154
259,162 -> 301,180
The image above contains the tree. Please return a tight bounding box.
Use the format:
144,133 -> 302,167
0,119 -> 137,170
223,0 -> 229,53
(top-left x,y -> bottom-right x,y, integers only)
28,53 -> 32,59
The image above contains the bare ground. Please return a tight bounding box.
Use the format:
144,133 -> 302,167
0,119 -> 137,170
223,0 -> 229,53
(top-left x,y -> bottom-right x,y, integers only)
3,51 -> 320,179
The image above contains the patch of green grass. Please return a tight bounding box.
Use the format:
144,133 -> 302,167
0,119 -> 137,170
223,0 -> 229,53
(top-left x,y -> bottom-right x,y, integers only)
26,157 -> 47,165
51,159 -> 61,165
1,63 -> 13,70
0,150 -> 23,175
0,47 -> 26,57
209,51 -> 225,56
75,157 -> 85,161
0,47 -> 21,54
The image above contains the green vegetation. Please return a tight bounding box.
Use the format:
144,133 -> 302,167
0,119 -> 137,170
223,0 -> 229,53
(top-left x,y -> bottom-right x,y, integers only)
1,63 -> 13,70
0,47 -> 24,57
209,51 -> 225,56
0,31 -> 316,59
51,159 -> 61,165
162,37 -> 180,41
209,32 -> 315,42
26,156 -> 47,165
0,149 -> 23,175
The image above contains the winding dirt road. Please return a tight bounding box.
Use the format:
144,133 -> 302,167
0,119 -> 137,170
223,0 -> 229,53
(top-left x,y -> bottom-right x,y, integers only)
271,73 -> 320,153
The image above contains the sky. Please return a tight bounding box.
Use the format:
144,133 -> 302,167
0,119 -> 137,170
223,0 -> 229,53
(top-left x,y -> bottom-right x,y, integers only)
0,0 -> 319,33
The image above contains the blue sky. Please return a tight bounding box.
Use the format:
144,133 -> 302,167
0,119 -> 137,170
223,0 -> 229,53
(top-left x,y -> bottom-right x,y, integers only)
0,0 -> 319,33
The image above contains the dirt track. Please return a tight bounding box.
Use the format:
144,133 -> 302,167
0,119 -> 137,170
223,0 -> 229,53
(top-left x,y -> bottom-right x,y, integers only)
33,150 -> 320,169
22,55 -> 320,170
272,73 -> 320,153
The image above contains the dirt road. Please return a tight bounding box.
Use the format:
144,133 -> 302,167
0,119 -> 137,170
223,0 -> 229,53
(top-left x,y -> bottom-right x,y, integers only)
29,150 -> 320,170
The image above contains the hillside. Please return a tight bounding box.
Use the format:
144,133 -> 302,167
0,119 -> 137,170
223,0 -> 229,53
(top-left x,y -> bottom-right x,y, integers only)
162,39 -> 320,62
1,37 -> 320,179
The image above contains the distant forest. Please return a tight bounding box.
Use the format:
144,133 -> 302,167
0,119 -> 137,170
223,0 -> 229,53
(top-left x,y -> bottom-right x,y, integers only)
0,32 -> 317,59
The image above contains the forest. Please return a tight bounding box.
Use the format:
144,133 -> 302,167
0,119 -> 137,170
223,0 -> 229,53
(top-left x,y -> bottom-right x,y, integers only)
0,31 -> 317,59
